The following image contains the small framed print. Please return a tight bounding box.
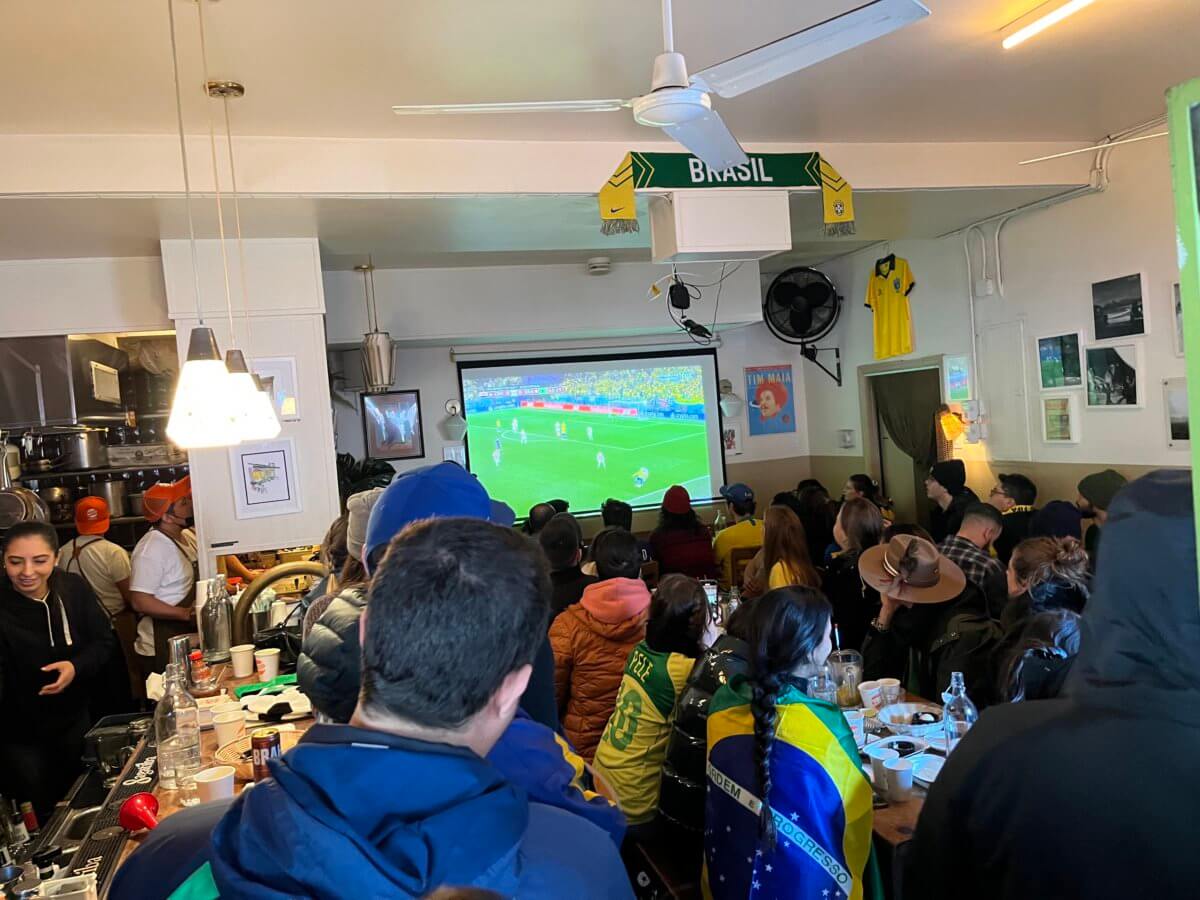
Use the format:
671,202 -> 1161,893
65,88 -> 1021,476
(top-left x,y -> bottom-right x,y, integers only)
1163,377 -> 1190,450
1173,282 -> 1185,358
1085,342 -> 1144,409
228,437 -> 302,520
1091,273 -> 1147,341
249,356 -> 301,422
362,390 -> 425,460
1036,333 -> 1082,391
721,422 -> 743,456
1041,394 -> 1080,444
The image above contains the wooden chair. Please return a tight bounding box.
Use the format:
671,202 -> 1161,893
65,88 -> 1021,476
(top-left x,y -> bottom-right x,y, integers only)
729,546 -> 760,591
640,559 -> 660,590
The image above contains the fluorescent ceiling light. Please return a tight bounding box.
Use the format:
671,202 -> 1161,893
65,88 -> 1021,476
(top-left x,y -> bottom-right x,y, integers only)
1002,0 -> 1098,50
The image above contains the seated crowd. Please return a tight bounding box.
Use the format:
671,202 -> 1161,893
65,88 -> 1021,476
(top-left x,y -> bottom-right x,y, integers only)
112,458 -> 1199,899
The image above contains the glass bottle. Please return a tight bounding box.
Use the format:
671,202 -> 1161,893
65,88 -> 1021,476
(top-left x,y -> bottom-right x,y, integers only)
943,671 -> 979,754
154,663 -> 201,804
188,650 -> 219,698
200,575 -> 233,664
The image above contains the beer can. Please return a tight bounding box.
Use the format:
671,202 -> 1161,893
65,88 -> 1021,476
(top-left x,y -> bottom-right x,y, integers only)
250,728 -> 282,782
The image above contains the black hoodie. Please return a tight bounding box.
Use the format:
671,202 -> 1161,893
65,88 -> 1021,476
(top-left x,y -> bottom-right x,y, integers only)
901,469 -> 1200,900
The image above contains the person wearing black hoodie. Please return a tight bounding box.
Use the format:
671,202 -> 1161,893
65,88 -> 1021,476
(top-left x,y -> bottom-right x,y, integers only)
902,468 -> 1200,900
0,522 -> 116,821
925,459 -> 978,543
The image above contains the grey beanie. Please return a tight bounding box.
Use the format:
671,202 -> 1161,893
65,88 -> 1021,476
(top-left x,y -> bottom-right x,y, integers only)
346,487 -> 385,562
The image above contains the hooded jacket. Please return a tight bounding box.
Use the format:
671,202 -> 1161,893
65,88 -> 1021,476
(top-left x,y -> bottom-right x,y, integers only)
549,577 -> 650,760
902,469 -> 1200,900
112,724 -> 633,900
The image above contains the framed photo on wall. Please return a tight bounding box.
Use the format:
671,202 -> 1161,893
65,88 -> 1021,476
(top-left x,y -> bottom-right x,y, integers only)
721,421 -> 744,455
249,356 -> 301,422
1041,394 -> 1080,443
228,437 -> 302,520
1036,332 -> 1082,390
362,390 -> 425,460
1173,282 -> 1185,357
943,355 -> 971,402
1163,377 -> 1190,449
1085,342 -> 1144,408
1091,273 -> 1147,341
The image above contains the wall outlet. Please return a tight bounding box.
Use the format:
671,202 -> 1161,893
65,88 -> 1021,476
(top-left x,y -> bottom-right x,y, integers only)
973,278 -> 995,297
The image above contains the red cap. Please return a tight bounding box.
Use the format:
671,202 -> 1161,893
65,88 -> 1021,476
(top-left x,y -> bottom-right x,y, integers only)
663,484 -> 692,515
143,475 -> 192,523
75,496 -> 110,535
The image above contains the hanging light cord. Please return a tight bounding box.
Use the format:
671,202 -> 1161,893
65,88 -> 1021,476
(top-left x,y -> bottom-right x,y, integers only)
195,0 -> 237,348
367,259 -> 380,332
166,0 -> 203,325
222,95 -> 252,349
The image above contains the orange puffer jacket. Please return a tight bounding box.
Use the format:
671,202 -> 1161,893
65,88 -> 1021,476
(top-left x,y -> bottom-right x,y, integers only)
549,576 -> 650,761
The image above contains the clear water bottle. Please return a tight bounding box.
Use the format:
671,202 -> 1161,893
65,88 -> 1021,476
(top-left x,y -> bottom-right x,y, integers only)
154,663 -> 201,804
713,508 -> 727,532
806,663 -> 840,705
201,576 -> 233,664
943,671 -> 978,754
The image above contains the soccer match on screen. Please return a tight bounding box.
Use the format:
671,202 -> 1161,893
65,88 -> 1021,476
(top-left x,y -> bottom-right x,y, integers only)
462,363 -> 714,515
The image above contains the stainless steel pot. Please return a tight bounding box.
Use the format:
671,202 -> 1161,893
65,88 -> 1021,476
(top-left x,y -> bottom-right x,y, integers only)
127,492 -> 144,517
89,479 -> 126,517
38,485 -> 73,523
63,428 -> 109,470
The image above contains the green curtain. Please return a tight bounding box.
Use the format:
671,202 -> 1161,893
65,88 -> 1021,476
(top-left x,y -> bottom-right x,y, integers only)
871,369 -> 939,471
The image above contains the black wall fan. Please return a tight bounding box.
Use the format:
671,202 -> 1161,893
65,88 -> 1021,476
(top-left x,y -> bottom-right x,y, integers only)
762,266 -> 843,385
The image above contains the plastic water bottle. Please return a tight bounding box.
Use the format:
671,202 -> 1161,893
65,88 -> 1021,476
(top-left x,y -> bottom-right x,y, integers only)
943,671 -> 978,754
155,663 -> 201,803
200,576 -> 233,664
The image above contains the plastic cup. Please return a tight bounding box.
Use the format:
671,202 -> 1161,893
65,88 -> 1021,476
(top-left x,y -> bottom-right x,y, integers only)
858,680 -> 885,710
212,711 -> 245,749
884,757 -> 914,802
193,765 -> 236,803
866,745 -> 899,786
843,709 -> 865,746
878,677 -> 903,706
254,648 -> 281,682
230,644 -> 256,678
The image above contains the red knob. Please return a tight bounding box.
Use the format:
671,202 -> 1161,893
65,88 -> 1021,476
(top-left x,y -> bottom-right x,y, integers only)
119,793 -> 160,832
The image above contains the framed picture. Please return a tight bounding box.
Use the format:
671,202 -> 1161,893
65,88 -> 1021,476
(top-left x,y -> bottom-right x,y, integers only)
943,355 -> 971,402
228,438 -> 302,520
249,356 -> 300,421
744,365 -> 796,436
1091,273 -> 1146,341
1173,282 -> 1185,357
1085,342 -> 1143,408
721,421 -> 743,456
1036,333 -> 1083,390
362,390 -> 425,460
1163,377 -> 1190,449
1041,394 -> 1080,443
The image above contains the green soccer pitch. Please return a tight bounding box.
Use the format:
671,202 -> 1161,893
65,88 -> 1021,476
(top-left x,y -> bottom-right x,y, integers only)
466,407 -> 713,516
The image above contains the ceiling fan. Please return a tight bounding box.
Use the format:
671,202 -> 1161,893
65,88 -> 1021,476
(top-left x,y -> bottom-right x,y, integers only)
392,0 -> 930,172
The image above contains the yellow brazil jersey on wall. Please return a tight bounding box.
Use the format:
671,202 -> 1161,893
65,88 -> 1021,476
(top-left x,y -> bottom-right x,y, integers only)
865,255 -> 916,360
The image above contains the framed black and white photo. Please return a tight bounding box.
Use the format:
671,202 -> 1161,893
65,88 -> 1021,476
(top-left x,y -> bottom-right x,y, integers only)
1163,377 -> 1190,449
228,437 -> 302,520
362,390 -> 424,460
1041,393 -> 1080,444
1085,343 -> 1143,408
1091,273 -> 1146,341
1036,332 -> 1082,390
1173,282 -> 1185,357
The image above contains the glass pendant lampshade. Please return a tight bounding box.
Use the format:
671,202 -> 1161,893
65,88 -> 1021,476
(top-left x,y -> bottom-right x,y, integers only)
166,326 -> 243,449
224,350 -> 280,441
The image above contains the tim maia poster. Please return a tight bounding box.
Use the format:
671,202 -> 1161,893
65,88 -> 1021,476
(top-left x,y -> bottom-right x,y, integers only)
745,365 -> 796,436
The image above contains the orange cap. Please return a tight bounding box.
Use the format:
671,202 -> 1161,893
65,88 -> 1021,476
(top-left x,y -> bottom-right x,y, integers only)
142,475 -> 192,523
75,496 -> 110,535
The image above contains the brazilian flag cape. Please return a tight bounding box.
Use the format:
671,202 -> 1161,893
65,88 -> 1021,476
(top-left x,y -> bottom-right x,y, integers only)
704,678 -> 882,900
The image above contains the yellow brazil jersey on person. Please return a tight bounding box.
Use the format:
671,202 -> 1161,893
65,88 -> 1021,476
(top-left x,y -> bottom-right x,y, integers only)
712,518 -> 764,590
592,642 -> 694,824
865,254 -> 916,360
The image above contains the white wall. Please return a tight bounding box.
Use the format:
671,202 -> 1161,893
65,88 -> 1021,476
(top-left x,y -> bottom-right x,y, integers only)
808,137 -> 1187,469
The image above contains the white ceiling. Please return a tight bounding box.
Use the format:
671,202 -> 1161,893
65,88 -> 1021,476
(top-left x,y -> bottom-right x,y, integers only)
2,0 -> 1196,144
0,186 -> 1070,268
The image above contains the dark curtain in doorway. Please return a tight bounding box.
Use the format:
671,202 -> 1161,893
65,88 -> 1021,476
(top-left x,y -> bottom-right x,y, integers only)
871,370 -> 939,471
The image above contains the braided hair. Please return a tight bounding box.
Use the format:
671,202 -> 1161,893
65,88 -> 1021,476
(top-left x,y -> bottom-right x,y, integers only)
744,587 -> 832,852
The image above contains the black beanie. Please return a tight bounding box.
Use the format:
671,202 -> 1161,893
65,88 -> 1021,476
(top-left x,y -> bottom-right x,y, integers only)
929,459 -> 967,494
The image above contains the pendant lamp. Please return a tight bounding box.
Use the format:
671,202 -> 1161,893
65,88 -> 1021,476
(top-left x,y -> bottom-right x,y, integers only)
163,0 -> 241,449
356,261 -> 396,393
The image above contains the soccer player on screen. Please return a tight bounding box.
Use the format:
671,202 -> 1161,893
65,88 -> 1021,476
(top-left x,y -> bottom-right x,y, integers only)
520,429 -> 528,445
554,422 -> 562,439
633,467 -> 649,489
587,426 -> 594,441
492,447 -> 502,466
596,451 -> 606,470
511,417 -> 518,433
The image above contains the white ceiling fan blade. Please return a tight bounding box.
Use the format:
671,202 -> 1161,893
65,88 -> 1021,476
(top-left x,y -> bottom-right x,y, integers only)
690,0 -> 931,98
392,99 -> 629,116
661,109 -> 748,173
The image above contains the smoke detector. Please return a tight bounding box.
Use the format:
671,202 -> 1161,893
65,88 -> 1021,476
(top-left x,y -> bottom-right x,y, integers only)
586,256 -> 612,276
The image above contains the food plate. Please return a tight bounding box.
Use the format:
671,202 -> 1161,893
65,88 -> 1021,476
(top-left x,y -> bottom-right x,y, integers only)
909,752 -> 945,786
878,702 -> 944,738
864,734 -> 929,757
243,689 -> 312,724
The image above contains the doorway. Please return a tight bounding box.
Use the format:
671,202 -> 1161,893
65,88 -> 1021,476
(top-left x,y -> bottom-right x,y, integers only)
868,367 -> 942,529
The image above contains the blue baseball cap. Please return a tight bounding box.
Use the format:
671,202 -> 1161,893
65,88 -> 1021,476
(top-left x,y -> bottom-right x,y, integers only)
363,462 -> 499,567
719,483 -> 755,505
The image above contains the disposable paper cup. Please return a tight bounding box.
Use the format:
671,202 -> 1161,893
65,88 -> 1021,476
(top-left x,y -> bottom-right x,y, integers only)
194,765 -> 236,803
254,648 -> 281,682
843,710 -> 865,745
858,680 -> 885,710
269,599 -> 289,628
878,678 -> 903,706
212,711 -> 245,749
866,745 -> 899,786
884,757 -> 914,802
211,701 -> 241,719
230,644 -> 256,678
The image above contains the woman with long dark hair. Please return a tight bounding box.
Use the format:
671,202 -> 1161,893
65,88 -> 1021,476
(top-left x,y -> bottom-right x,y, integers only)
823,498 -> 885,651
648,485 -> 718,579
1000,608 -> 1082,702
763,506 -> 821,590
704,587 -> 878,898
843,473 -> 895,522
